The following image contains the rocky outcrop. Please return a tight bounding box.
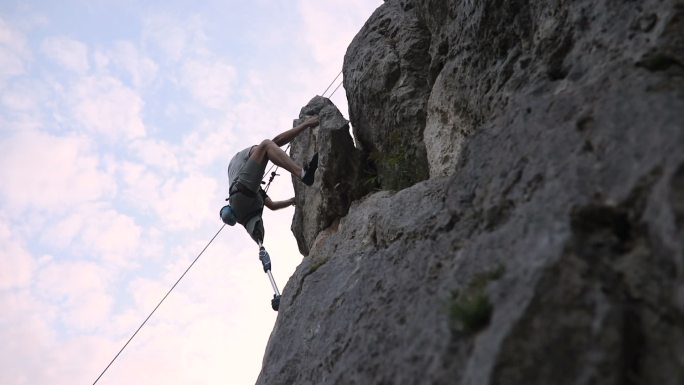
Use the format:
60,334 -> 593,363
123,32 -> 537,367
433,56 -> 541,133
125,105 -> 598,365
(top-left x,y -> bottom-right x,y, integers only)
344,0 -> 684,181
259,0 -> 684,384
343,0 -> 431,190
290,96 -> 364,256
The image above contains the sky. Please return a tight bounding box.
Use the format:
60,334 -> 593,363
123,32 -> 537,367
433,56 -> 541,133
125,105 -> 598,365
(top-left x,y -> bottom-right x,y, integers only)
0,1 -> 382,384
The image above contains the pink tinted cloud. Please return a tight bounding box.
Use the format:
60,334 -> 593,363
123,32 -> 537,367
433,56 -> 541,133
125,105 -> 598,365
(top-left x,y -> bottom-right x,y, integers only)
298,0 -> 381,66
35,260 -> 114,331
0,17 -> 30,82
142,13 -> 208,61
41,203 -> 143,267
0,218 -> 34,289
154,174 -> 218,231
71,75 -> 146,140
180,58 -> 237,109
0,130 -> 115,212
129,138 -> 180,172
40,36 -> 90,73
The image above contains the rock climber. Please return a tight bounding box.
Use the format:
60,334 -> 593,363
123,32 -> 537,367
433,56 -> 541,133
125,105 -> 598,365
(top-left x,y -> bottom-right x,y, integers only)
220,116 -> 320,243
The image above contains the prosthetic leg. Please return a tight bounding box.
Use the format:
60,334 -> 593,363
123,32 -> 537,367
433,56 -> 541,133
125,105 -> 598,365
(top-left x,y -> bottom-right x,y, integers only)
257,241 -> 282,311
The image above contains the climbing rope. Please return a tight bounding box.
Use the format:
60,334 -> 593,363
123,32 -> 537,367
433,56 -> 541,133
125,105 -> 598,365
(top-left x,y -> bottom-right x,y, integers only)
92,224 -> 226,385
321,69 -> 342,97
262,143 -> 291,194
328,80 -> 344,99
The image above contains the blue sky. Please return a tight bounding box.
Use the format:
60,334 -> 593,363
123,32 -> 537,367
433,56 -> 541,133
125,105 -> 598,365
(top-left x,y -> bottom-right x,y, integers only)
0,1 -> 381,383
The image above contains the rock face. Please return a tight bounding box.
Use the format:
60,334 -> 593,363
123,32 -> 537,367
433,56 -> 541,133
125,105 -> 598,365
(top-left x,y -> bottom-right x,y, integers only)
290,96 -> 364,256
343,0 -> 431,190
259,0 -> 684,384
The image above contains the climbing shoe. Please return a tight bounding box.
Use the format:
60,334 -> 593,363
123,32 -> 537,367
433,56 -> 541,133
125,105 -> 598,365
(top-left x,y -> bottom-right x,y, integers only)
302,153 -> 318,186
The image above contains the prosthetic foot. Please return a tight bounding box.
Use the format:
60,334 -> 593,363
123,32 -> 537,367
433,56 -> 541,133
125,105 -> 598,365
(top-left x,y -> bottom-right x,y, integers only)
258,242 -> 282,311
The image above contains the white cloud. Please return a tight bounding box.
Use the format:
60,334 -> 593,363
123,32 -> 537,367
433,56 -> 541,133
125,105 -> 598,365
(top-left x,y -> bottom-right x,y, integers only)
295,0 -> 382,112
94,40 -> 158,88
180,58 -> 236,109
178,119 -> 236,173
0,289 -> 58,385
0,129 -> 115,212
41,36 -> 90,73
0,218 -> 35,289
71,75 -> 146,140
117,162 -> 217,231
35,260 -> 113,331
1,78 -> 46,111
81,208 -> 142,265
117,161 -> 164,216
43,204 -> 143,266
142,14 -> 208,61
154,174 -> 218,231
298,0 -> 381,66
130,138 -> 179,172
0,17 -> 30,82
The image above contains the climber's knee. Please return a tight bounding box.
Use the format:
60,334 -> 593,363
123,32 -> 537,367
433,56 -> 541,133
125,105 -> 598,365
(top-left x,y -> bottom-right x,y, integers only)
250,140 -> 274,164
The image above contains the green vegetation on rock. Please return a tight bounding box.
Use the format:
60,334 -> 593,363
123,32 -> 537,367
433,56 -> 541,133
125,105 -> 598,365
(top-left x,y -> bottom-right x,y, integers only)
449,265 -> 505,334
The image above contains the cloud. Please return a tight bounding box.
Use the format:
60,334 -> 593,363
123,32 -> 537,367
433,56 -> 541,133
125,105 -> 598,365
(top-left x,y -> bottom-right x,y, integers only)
116,162 -> 217,231
142,14 -> 208,61
1,78 -> 47,111
79,208 -> 142,265
129,138 -> 180,172
0,217 -> 35,289
178,118 -> 236,173
43,204 -> 143,266
35,260 -> 114,331
41,36 -> 90,73
155,174 -> 218,231
0,129 -> 115,212
94,40 -> 158,88
118,160 -> 162,211
70,75 -> 146,140
0,288 -> 114,384
297,0 -> 381,67
0,17 -> 30,82
0,289 -> 58,385
297,0 -> 382,106
180,58 -> 237,109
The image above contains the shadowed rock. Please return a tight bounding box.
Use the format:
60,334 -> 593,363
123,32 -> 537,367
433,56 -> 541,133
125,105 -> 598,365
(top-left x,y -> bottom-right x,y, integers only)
289,96 -> 363,256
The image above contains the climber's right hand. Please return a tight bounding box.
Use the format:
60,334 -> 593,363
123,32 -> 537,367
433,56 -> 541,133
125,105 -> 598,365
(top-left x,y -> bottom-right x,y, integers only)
304,115 -> 319,128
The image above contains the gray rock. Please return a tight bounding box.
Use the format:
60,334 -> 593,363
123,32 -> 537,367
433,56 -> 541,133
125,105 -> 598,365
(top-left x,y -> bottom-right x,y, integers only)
343,0 -> 431,191
289,96 -> 363,256
258,0 -> 684,384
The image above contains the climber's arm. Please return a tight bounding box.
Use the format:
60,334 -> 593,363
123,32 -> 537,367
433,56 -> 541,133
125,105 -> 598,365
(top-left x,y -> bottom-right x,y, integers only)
265,197 -> 295,211
272,116 -> 319,146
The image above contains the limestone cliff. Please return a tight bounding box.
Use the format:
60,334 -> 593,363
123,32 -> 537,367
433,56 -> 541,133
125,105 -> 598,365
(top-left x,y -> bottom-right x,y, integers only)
257,0 -> 684,384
